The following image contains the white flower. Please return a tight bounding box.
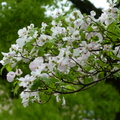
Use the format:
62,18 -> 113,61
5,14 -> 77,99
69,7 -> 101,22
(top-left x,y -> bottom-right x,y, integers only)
58,47 -> 71,58
33,31 -> 38,38
90,11 -> 96,17
18,27 -> 28,38
62,37 -> 72,42
67,27 -> 75,34
54,93 -> 66,105
16,38 -> 25,48
62,97 -> 66,106
0,59 -> 4,65
87,42 -> 100,50
36,34 -> 52,46
16,37 -> 31,48
7,71 -> 16,82
15,69 -> 23,76
73,48 -> 80,57
51,26 -> 66,37
72,10 -> 83,18
29,62 -> 38,71
10,44 -> 20,51
18,75 -> 35,88
103,45 -> 112,51
41,22 -> 47,29
0,52 -> 9,65
71,30 -> 80,40
52,9 -> 64,18
54,93 -> 61,102
27,24 -> 34,30
31,64 -> 46,77
57,56 -> 70,73
20,89 -> 40,107
1,52 -> 9,57
58,62 -> 67,73
99,7 -> 118,26
113,46 -> 120,57
47,57 -> 56,71
74,19 -> 83,29
29,57 -> 44,71
20,91 -> 29,107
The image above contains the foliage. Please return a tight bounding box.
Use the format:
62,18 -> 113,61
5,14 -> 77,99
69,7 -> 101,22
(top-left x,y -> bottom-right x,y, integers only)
0,0 -> 120,107
60,82 -> 120,120
0,0 -> 54,58
0,82 -> 120,120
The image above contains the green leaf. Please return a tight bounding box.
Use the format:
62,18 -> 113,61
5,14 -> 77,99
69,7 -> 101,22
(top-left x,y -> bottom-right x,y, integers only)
107,22 -> 116,31
6,64 -> 12,72
31,78 -> 41,91
38,47 -> 44,56
41,77 -> 52,85
13,84 -> 20,95
65,85 -> 75,90
86,26 -> 93,32
113,64 -> 120,69
113,73 -> 120,78
98,72 -> 104,79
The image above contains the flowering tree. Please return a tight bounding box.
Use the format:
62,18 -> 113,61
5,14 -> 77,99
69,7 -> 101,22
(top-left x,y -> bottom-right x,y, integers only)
0,1 -> 120,107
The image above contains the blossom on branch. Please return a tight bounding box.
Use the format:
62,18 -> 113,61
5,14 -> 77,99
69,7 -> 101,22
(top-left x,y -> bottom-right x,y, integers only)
0,2 -> 120,107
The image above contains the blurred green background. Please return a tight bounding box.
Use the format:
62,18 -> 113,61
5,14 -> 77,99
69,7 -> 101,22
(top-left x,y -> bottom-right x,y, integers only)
0,0 -> 120,120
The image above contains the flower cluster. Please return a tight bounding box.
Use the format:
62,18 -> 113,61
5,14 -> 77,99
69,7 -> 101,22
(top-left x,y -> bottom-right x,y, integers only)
0,4 -> 120,107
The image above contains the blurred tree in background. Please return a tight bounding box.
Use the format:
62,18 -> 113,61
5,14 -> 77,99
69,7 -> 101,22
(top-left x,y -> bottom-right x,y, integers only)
0,0 -> 120,120
0,0 -> 54,57
69,0 -> 102,18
